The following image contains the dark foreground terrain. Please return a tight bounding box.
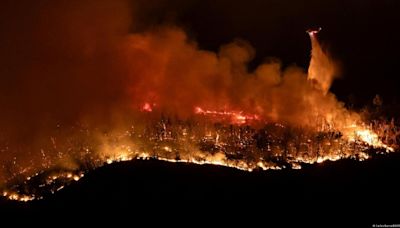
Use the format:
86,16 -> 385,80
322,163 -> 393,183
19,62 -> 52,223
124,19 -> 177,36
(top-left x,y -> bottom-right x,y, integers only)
1,153 -> 399,225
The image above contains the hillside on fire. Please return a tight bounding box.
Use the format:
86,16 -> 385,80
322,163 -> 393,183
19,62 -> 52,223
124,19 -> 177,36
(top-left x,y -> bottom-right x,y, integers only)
1,153 -> 399,222
0,1 -> 399,223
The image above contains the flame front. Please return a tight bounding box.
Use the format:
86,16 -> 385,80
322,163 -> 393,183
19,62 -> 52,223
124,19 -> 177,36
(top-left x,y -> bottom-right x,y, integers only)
348,127 -> 393,152
2,112 -> 396,202
194,106 -> 260,124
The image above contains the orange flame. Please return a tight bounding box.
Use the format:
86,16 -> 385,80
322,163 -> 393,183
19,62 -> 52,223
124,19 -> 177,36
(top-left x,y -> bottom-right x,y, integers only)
194,106 -> 260,124
141,102 -> 154,112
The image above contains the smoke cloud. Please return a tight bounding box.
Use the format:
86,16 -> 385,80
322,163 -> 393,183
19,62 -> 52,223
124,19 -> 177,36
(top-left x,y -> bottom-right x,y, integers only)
121,26 -> 350,128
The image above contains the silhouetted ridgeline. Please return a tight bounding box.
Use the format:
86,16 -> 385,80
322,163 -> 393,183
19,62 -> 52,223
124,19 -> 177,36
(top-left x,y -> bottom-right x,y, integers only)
1,153 -> 399,224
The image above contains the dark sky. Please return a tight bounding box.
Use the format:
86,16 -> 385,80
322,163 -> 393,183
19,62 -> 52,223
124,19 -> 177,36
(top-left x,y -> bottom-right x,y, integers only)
133,0 -> 400,103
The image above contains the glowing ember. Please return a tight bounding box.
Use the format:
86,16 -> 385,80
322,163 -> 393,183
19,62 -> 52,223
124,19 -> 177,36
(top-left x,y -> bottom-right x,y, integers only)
2,191 -> 35,202
141,102 -> 153,112
1,170 -> 85,202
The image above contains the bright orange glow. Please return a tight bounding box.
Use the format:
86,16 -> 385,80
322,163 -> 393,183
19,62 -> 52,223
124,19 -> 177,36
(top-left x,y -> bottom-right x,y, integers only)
194,106 -> 260,124
141,102 -> 153,112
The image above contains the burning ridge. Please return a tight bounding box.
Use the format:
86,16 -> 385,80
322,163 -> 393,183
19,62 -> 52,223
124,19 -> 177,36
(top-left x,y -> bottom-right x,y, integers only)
1,116 -> 398,202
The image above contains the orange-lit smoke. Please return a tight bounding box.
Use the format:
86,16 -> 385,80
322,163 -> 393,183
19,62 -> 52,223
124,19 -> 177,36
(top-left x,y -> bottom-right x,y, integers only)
121,26 -> 358,133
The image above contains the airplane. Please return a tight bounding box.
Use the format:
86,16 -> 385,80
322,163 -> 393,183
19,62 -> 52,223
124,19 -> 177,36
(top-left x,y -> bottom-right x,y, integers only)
306,27 -> 322,35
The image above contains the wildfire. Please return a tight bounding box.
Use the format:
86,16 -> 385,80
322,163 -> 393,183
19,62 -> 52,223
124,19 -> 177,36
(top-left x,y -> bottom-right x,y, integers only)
1,170 -> 84,202
2,114 -> 396,202
2,99 -> 396,202
3,191 -> 35,202
0,27 -> 398,203
194,106 -> 260,124
346,125 -> 394,152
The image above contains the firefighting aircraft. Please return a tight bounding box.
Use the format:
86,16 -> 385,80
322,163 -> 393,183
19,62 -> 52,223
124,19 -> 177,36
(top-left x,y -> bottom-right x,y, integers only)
306,27 -> 322,35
